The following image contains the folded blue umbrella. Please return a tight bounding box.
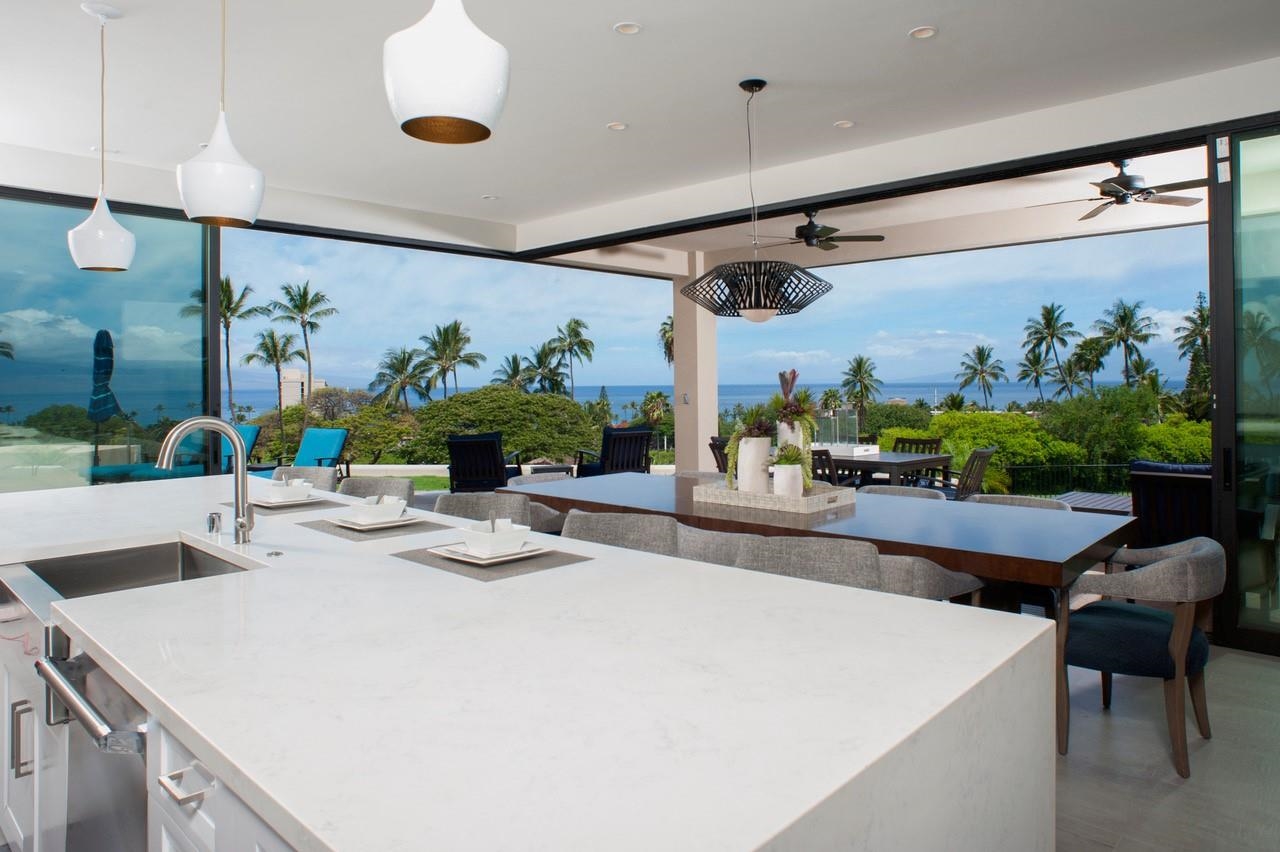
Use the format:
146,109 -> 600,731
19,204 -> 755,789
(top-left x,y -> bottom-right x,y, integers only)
88,329 -> 122,424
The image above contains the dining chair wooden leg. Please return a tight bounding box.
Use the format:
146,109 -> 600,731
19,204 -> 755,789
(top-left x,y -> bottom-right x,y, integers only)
1188,670 -> 1212,739
1101,671 -> 1112,709
1164,677 -> 1191,778
1057,599 -> 1070,756
969,589 -> 982,607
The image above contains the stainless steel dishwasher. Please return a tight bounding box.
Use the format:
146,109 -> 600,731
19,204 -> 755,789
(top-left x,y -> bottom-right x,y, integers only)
0,541 -> 246,851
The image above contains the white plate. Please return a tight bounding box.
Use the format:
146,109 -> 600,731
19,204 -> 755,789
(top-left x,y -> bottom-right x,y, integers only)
331,515 -> 422,532
429,542 -> 549,567
251,495 -> 322,508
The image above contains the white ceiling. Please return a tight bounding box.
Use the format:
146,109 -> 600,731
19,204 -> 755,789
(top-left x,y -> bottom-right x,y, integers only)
1,0 -> 1278,254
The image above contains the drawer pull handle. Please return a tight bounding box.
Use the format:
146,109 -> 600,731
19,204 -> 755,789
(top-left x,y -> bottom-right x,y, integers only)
10,700 -> 33,779
158,761 -> 214,807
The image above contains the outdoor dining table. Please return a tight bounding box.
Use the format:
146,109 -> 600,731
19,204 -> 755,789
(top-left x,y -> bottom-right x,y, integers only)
501,471 -> 1138,754
825,449 -> 952,486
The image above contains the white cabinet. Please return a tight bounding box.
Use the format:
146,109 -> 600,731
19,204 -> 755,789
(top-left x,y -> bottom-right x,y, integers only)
147,723 -> 291,852
1,667 -> 36,852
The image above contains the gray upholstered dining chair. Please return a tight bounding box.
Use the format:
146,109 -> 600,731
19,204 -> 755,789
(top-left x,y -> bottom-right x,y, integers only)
733,536 -> 983,602
675,524 -> 764,567
507,472 -> 570,486
337,476 -> 415,503
434,492 -> 532,527
968,493 -> 1072,511
271,465 -> 339,493
1062,536 -> 1226,778
561,510 -> 678,556
858,484 -> 946,500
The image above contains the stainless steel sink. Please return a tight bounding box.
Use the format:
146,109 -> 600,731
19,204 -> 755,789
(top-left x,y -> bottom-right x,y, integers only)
22,542 -> 244,600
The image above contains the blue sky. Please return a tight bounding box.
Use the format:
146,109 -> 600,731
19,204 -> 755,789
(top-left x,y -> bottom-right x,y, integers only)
221,223 -> 1208,392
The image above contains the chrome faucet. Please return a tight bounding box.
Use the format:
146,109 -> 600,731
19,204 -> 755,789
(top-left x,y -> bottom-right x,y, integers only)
156,417 -> 254,544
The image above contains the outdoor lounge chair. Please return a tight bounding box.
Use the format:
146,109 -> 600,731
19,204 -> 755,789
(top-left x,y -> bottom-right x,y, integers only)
250,427 -> 348,479
222,424 -> 260,473
1063,536 -> 1226,777
575,425 -> 653,477
916,447 -> 996,501
445,432 -> 522,492
709,436 -> 729,474
811,449 -> 856,487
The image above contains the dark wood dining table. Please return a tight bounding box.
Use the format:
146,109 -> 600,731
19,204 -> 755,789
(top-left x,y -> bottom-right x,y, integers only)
823,449 -> 951,486
501,472 -> 1137,755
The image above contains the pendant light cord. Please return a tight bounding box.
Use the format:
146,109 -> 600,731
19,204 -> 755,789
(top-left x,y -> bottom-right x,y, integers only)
220,0 -> 227,111
746,89 -> 758,257
98,18 -> 106,192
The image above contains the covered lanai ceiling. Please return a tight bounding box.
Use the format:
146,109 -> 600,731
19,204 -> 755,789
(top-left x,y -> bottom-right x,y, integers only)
1,1 -> 1277,256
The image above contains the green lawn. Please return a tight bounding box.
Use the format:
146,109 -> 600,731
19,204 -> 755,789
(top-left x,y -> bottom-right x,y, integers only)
411,475 -> 450,492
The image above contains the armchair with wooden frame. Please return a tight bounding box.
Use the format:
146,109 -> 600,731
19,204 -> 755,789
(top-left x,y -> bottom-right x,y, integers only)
445,432 -> 522,493
576,426 -> 653,477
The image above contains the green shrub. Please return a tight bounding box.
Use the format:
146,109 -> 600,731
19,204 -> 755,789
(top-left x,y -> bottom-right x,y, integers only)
404,385 -> 598,464
861,402 -> 931,436
1138,415 -> 1211,463
1039,386 -> 1158,465
337,405 -> 417,464
927,411 -> 1078,467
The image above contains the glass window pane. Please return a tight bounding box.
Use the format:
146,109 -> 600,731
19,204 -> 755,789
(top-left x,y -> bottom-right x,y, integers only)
0,198 -> 207,492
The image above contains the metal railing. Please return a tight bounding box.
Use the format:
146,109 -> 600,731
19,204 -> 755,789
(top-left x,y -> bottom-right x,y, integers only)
1006,464 -> 1129,496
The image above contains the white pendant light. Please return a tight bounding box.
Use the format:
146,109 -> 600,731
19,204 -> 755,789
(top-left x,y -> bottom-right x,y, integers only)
383,0 -> 510,144
68,3 -> 135,273
177,0 -> 264,227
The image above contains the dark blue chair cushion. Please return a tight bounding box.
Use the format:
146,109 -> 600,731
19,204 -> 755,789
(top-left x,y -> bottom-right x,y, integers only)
576,461 -> 604,478
1065,600 -> 1209,679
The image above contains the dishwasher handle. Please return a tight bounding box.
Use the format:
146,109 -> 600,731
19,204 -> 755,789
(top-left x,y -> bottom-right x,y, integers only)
34,657 -> 145,755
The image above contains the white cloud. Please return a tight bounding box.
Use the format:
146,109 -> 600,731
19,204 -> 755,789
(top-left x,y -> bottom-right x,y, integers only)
0,308 -> 96,360
865,329 -> 995,360
752,349 -> 838,366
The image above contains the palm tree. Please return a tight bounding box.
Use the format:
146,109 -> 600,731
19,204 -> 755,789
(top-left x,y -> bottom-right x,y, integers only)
1053,359 -> 1088,399
491,353 -> 530,390
368,347 -> 433,410
659,315 -> 674,366
956,345 -> 1008,410
840,355 -> 883,424
641,390 -> 670,425
523,342 -> 568,394
420,320 -> 486,397
1016,348 -> 1050,403
1176,291 -> 1211,398
819,387 -> 843,414
1070,336 -> 1108,393
269,281 -> 337,416
554,317 -> 594,401
941,391 -> 966,411
1128,353 -> 1157,384
242,329 -> 305,439
0,340 -> 12,360
1094,299 -> 1157,387
1022,303 -> 1080,377
183,277 -> 269,421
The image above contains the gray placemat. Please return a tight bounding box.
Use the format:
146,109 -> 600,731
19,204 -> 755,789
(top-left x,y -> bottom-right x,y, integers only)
391,544 -> 591,582
223,499 -> 346,514
297,518 -> 450,541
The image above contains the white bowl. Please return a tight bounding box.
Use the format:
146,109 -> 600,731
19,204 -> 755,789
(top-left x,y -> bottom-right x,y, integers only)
459,520 -> 530,556
266,479 -> 313,502
347,496 -> 407,525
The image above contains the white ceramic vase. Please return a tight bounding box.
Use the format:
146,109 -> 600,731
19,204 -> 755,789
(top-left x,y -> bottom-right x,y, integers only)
736,436 -> 771,494
776,421 -> 809,450
773,464 -> 804,499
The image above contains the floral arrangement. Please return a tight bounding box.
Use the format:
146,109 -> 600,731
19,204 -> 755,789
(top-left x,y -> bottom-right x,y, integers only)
725,403 -> 776,489
771,370 -> 818,436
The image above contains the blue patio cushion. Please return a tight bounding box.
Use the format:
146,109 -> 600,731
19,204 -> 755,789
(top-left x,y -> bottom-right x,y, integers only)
1065,600 -> 1209,679
294,428 -> 348,467
222,425 -> 261,473
1129,460 -> 1211,476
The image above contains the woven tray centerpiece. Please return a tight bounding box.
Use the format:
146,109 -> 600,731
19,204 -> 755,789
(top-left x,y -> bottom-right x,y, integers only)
692,479 -> 856,514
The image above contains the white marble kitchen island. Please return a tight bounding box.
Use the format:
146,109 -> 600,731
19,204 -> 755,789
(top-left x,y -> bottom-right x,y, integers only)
1,477 -> 1054,851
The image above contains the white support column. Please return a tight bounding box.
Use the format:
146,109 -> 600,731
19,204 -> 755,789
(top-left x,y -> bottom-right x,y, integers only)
673,256 -> 718,472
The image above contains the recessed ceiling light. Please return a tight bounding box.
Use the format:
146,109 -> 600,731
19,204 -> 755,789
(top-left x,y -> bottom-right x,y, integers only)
613,22 -> 641,35
606,121 -> 629,131
481,194 -> 500,200
833,120 -> 854,129
908,25 -> 937,39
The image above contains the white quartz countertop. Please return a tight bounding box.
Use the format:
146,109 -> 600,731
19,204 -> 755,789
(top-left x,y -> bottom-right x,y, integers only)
0,476 -> 1051,851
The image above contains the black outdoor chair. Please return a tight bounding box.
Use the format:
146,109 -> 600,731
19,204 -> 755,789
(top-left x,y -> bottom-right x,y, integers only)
709,436 -> 729,474
811,449 -> 856,487
576,426 -> 653,477
446,432 -> 522,492
917,447 -> 996,501
1129,460 -> 1212,548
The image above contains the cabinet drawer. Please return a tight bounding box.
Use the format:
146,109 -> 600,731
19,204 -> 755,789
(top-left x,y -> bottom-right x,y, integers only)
147,727 -> 217,850
148,792 -> 206,852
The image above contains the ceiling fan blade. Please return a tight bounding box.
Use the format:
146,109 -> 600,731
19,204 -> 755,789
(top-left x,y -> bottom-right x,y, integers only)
1027,197 -> 1105,208
828,234 -> 886,242
755,239 -> 799,249
1142,194 -> 1202,207
813,225 -> 839,239
816,240 -> 840,251
1079,201 -> 1114,221
1146,178 -> 1208,194
1094,182 -> 1128,195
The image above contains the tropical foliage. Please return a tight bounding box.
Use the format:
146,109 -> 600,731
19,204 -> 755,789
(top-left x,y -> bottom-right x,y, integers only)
956,344 -> 1008,410
523,341 -> 569,394
554,317 -> 594,400
840,355 -> 882,424
368,347 -> 434,410
659,315 -> 674,366
269,281 -> 337,421
419,320 -> 485,398
241,329 -> 305,441
1094,298 -> 1157,387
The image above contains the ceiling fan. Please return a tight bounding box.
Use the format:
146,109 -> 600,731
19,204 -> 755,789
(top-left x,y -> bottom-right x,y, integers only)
1040,159 -> 1207,221
758,211 -> 886,251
